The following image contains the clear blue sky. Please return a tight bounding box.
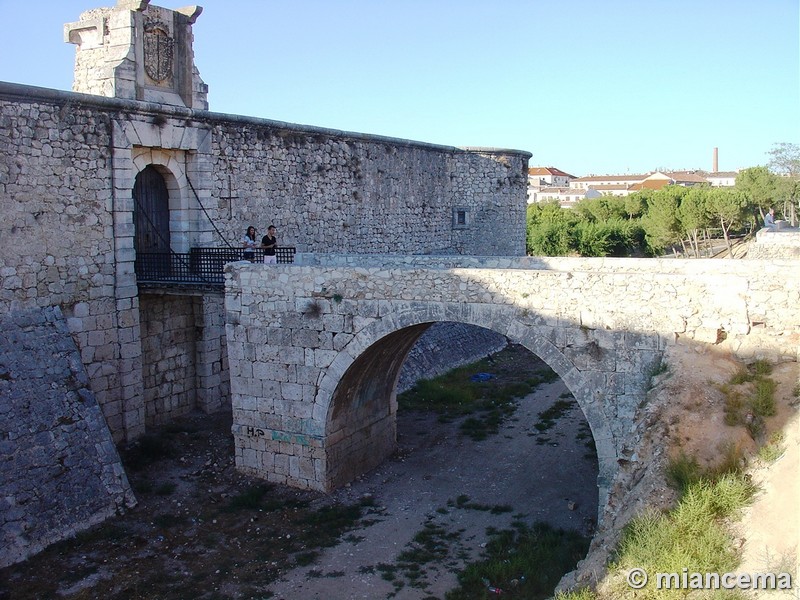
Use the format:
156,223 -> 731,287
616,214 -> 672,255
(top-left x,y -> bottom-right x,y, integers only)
1,0 -> 798,176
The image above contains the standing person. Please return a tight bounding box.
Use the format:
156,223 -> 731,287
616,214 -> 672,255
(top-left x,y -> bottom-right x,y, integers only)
261,225 -> 278,264
764,208 -> 776,230
242,225 -> 258,261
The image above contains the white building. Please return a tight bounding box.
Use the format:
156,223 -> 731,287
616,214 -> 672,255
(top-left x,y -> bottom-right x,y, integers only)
528,166 -> 738,207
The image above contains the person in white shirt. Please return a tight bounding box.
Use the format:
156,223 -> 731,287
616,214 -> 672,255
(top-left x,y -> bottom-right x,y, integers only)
242,225 -> 258,261
764,208 -> 775,230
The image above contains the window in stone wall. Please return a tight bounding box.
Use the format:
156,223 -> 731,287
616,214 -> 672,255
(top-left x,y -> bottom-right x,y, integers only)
452,207 -> 471,230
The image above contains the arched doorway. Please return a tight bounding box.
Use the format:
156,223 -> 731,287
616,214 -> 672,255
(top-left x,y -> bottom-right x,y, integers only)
133,165 -> 171,254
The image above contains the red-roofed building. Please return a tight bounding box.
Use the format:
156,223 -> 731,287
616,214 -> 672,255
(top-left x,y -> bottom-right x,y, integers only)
528,167 -> 738,206
527,166 -> 577,203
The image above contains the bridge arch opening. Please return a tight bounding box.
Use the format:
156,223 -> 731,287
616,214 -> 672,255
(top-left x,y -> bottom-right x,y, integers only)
326,322 -> 433,489
324,321 -> 600,528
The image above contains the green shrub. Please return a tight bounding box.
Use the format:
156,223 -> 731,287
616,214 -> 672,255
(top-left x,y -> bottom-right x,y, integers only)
609,473 -> 756,599
750,359 -> 773,377
719,361 -> 778,439
757,431 -> 786,463
527,220 -> 575,256
555,588 -> 596,600
751,379 -> 777,417
446,522 -> 590,600
665,452 -> 702,493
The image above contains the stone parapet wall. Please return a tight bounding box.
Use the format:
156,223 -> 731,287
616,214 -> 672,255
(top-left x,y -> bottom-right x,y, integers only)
0,307 -> 135,568
287,254 -> 800,359
749,229 -> 800,259
297,251 -> 799,274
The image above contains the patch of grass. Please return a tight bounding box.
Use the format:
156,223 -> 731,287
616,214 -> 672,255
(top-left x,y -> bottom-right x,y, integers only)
446,522 -> 590,600
294,499 -> 373,548
649,359 -> 669,379
668,443 -> 746,495
757,431 -> 786,463
450,495 -> 513,514
708,442 -> 747,480
397,522 -> 458,565
719,361 -> 778,441
555,588 -> 597,600
750,359 -> 773,377
400,347 -> 558,442
534,399 -> 575,433
721,384 -> 746,426
401,377 -> 478,413
729,368 -> 753,386
665,451 -> 703,493
608,472 -> 757,599
751,378 -> 777,417
378,520 -> 466,591
376,562 -> 401,582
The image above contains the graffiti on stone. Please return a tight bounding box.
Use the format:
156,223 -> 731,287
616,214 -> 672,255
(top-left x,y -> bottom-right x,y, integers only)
245,426 -> 310,447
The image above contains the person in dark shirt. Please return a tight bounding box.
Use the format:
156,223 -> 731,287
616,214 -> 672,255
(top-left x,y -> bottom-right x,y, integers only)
261,225 -> 278,264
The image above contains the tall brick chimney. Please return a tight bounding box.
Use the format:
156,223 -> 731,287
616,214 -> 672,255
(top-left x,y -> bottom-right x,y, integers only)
713,147 -> 719,173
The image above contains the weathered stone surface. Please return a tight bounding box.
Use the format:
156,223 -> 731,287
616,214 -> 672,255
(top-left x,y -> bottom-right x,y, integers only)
0,81 -> 528,444
0,306 -> 136,568
224,255 -> 800,513
396,322 -> 508,392
749,228 -> 800,259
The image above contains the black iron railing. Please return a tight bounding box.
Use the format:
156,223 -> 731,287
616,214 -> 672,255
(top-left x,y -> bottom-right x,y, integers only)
135,247 -> 296,288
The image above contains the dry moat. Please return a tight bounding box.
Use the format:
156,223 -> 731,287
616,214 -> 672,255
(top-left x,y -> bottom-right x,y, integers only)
0,345 -> 599,600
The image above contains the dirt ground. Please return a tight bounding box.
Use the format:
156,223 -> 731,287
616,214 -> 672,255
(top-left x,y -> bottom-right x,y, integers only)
580,343 -> 800,598
0,345 -> 599,600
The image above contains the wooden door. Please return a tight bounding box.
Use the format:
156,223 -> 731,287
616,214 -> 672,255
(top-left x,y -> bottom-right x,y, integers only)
133,165 -> 170,253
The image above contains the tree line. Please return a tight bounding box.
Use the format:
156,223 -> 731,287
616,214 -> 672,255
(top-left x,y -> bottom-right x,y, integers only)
526,144 -> 800,258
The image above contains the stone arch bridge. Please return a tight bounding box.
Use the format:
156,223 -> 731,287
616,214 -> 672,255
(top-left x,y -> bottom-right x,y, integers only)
224,254 -> 799,510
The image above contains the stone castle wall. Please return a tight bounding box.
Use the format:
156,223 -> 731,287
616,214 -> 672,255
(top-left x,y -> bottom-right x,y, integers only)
205,118 -> 528,256
0,81 -> 529,443
139,293 -> 198,425
0,307 -> 135,568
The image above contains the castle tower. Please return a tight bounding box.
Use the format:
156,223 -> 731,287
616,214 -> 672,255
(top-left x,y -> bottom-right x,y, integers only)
64,0 -> 208,109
